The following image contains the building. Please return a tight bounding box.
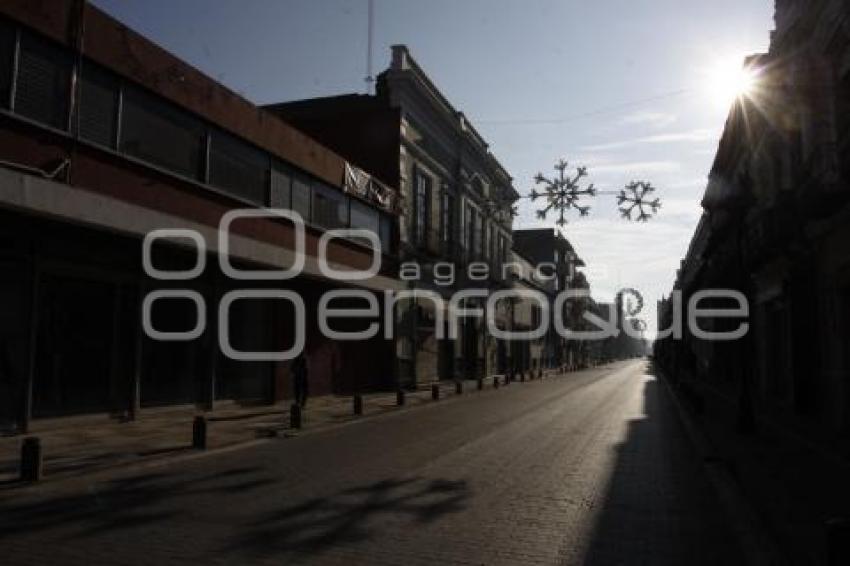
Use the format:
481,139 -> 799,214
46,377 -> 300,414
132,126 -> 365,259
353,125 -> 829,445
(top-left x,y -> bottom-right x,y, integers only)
0,1 -> 403,432
656,0 -> 850,443
512,227 -> 587,369
266,45 -> 521,387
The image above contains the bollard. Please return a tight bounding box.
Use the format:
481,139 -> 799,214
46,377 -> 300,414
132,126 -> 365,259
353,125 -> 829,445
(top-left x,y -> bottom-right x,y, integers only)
520,372 -> 526,382
396,388 -> 406,406
503,374 -> 509,386
494,376 -> 500,389
353,394 -> 363,415
431,384 -> 440,401
455,381 -> 463,395
538,369 -> 543,379
20,437 -> 42,482
289,403 -> 302,429
477,377 -> 484,391
192,416 -> 207,450
827,517 -> 850,565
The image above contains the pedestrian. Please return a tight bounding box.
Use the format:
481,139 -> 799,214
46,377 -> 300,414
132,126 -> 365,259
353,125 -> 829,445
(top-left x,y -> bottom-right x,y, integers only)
292,350 -> 309,409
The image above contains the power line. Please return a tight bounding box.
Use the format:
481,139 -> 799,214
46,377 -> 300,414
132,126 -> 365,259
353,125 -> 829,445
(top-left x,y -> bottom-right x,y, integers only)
475,88 -> 693,126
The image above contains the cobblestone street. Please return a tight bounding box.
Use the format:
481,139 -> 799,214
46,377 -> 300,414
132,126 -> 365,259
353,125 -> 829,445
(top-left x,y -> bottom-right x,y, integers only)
0,360 -> 742,565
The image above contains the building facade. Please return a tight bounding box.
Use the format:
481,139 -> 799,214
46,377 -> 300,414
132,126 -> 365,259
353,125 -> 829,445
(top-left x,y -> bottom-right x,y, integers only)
267,45 -> 521,388
656,0 -> 850,444
0,1 -> 403,432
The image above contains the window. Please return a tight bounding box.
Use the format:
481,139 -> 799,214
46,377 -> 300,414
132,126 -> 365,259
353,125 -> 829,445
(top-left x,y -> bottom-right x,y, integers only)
350,198 -> 380,234
465,204 -> 475,256
291,175 -> 311,222
14,32 -> 71,130
476,211 -> 485,258
441,190 -> 454,245
350,198 -> 380,247
270,161 -> 292,209
379,214 -> 394,254
77,62 -> 118,148
312,181 -> 348,229
414,168 -> 431,246
0,21 -> 14,108
120,86 -> 205,180
209,129 -> 268,204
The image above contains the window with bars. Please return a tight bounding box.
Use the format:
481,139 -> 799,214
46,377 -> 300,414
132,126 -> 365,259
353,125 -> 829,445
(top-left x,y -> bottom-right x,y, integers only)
312,181 -> 348,229
77,62 -> 118,148
120,86 -> 205,180
14,32 -> 71,130
209,128 -> 269,205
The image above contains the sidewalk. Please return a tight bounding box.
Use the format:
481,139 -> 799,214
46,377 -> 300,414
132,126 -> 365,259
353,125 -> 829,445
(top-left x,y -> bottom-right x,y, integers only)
668,371 -> 850,565
0,373 -> 549,487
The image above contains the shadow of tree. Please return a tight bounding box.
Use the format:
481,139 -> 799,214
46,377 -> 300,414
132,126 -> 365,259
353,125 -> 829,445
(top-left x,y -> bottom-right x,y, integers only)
226,476 -> 471,556
0,465 -> 268,540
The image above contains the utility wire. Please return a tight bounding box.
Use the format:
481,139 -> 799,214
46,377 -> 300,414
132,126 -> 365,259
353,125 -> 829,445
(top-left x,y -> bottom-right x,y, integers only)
475,88 -> 693,126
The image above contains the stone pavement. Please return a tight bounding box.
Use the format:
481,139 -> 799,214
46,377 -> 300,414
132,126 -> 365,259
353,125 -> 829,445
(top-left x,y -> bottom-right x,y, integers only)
0,360 -> 742,566
0,373 -> 541,486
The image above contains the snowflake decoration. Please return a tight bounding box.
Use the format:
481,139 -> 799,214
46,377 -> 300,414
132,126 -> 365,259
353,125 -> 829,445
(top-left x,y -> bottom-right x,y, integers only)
529,159 -> 596,226
617,181 -> 661,222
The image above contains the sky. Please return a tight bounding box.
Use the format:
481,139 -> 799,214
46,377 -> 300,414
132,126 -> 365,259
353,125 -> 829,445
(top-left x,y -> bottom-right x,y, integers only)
92,0 -> 775,337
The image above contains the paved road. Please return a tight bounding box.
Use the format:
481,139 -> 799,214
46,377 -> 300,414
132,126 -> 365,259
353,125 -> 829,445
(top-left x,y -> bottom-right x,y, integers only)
0,360 -> 743,565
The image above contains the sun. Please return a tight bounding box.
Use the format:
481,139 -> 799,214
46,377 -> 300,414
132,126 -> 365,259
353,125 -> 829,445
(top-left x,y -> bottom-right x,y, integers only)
705,57 -> 758,107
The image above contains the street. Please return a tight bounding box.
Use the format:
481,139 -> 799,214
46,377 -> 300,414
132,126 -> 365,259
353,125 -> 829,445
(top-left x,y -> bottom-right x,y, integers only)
0,360 -> 742,565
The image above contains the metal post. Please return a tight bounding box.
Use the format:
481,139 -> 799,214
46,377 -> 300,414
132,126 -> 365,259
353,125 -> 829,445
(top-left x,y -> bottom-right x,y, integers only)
20,437 -> 42,482
22,262 -> 40,434
289,403 -> 302,429
431,383 -> 440,401
192,416 -> 207,450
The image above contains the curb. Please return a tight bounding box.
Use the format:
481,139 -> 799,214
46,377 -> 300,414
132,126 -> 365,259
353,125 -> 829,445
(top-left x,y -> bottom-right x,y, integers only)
2,370 -> 565,496
659,371 -> 783,566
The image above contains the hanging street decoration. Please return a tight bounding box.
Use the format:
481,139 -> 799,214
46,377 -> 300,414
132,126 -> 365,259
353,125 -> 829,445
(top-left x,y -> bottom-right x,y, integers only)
529,159 -> 597,226
522,159 -> 663,225
617,181 -> 662,222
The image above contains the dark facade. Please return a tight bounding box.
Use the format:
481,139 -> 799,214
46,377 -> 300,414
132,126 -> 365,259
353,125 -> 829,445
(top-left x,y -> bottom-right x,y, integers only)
656,0 -> 850,445
0,1 -> 402,432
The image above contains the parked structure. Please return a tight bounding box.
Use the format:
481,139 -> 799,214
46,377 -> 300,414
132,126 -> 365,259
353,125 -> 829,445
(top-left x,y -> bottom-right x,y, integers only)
656,0 -> 850,442
0,1 -> 402,432
266,45 -> 521,387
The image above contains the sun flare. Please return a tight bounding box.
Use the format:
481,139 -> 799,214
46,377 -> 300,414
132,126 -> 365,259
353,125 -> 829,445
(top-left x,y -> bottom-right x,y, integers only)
705,58 -> 758,107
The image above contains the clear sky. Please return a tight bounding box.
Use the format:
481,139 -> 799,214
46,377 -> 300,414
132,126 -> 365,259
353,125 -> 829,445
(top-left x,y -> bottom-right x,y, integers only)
92,0 -> 774,336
